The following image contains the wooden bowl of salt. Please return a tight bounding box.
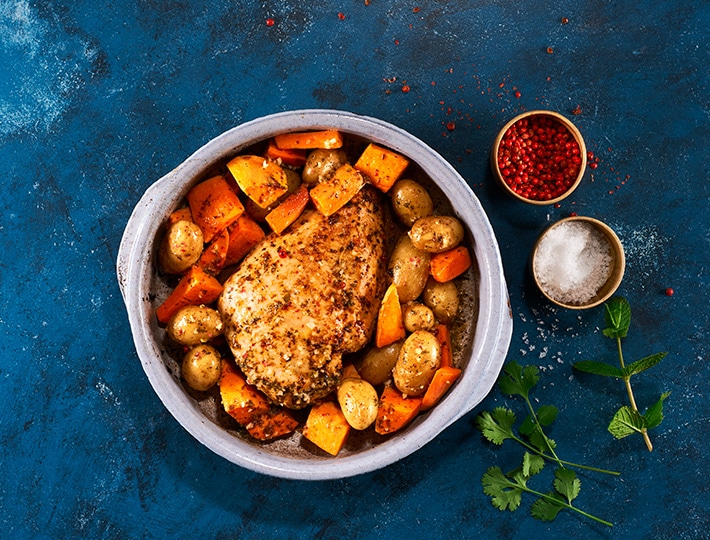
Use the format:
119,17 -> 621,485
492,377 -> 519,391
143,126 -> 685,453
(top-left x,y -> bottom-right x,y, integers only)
531,216 -> 625,309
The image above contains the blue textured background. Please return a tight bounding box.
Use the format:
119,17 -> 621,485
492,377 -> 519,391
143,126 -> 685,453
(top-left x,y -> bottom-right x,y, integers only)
1,1 -> 708,538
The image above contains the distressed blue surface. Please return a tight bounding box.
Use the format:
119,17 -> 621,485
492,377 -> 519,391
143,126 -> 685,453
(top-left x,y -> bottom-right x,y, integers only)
1,0 -> 708,538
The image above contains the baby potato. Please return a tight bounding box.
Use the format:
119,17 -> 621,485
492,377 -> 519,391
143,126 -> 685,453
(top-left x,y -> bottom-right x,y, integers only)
408,216 -> 464,253
402,302 -> 437,333
167,305 -> 224,346
302,148 -> 348,185
358,341 -> 402,386
388,234 -> 431,303
158,219 -> 204,274
390,179 -> 434,227
423,277 -> 459,324
393,330 -> 441,396
337,378 -> 379,430
182,344 -> 222,391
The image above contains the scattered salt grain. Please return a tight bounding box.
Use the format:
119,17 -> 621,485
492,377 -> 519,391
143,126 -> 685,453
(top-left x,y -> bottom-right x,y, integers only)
534,221 -> 613,305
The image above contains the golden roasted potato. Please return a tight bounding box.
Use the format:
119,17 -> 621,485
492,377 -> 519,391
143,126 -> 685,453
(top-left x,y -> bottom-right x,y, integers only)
358,341 -> 402,386
408,216 -> 464,253
337,378 -> 379,430
182,344 -> 222,391
302,148 -> 348,185
422,277 -> 459,324
167,305 -> 224,346
158,219 -> 203,274
390,179 -> 434,227
393,330 -> 441,396
402,302 -> 436,332
388,234 -> 431,303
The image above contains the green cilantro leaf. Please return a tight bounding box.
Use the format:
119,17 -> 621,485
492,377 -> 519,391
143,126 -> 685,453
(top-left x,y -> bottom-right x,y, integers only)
644,392 -> 671,430
536,405 -> 559,426
528,426 -> 556,454
553,468 -> 581,502
482,466 -> 524,511
602,297 -> 631,339
498,361 -> 539,399
475,407 -> 516,445
608,406 -> 646,439
522,452 -> 545,477
530,492 -> 566,522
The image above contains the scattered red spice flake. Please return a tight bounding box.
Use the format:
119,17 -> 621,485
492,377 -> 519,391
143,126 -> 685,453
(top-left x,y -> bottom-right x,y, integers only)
401,85 -> 411,93
266,17 -> 275,26
665,288 -> 674,297
554,203 -> 561,208
546,47 -> 554,54
589,162 -> 598,169
413,6 -> 421,13
514,90 -> 522,99
499,82 -> 505,88
561,17 -> 569,24
394,39 -> 400,45
431,81 -> 436,86
446,122 -> 456,131
572,105 -> 582,115
364,0 -> 370,5
570,212 -> 577,217
338,12 -> 346,20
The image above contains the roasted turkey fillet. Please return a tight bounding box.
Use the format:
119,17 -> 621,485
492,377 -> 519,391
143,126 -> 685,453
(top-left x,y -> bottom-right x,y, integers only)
218,187 -> 387,409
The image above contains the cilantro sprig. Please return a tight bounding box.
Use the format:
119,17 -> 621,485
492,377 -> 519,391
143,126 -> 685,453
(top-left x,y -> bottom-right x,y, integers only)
573,297 -> 670,451
476,361 -> 617,526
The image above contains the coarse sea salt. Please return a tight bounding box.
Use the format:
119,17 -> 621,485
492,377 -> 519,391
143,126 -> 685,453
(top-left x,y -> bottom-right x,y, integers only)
534,221 -> 613,305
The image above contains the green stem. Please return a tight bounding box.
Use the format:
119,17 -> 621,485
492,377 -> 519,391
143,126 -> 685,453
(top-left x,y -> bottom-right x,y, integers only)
522,485 -> 614,527
617,337 -> 654,452
509,433 -> 620,476
524,396 -> 564,467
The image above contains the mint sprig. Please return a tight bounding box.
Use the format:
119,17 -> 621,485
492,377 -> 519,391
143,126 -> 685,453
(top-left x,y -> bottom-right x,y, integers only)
573,297 -> 670,451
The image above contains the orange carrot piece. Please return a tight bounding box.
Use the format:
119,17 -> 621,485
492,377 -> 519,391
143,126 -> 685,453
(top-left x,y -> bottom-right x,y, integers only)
264,138 -> 308,167
219,362 -> 271,425
420,365 -> 462,411
375,385 -> 422,435
186,175 -> 245,243
224,214 -> 265,266
155,265 -> 223,323
430,246 -> 472,283
375,283 -> 406,348
167,207 -> 193,224
309,163 -> 366,217
227,155 -> 289,210
197,228 -> 229,275
246,409 -> 299,441
432,324 -> 453,368
341,363 -> 360,380
302,400 -> 351,455
274,130 -> 344,150
354,143 -> 409,193
265,184 -> 310,234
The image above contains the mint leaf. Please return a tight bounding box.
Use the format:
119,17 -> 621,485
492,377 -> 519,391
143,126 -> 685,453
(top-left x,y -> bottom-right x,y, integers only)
482,467 -> 523,511
498,361 -> 539,399
644,392 -> 671,430
476,407 -> 516,445
602,297 -> 631,339
573,360 -> 625,378
623,352 -> 668,377
553,468 -> 581,503
608,406 -> 646,439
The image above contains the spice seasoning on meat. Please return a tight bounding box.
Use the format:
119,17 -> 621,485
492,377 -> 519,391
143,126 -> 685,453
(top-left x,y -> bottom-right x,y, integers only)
534,221 -> 613,305
497,115 -> 582,201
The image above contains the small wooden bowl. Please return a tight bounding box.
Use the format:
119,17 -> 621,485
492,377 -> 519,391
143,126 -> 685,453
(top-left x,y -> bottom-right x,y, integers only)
531,216 -> 625,309
491,110 -> 587,205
